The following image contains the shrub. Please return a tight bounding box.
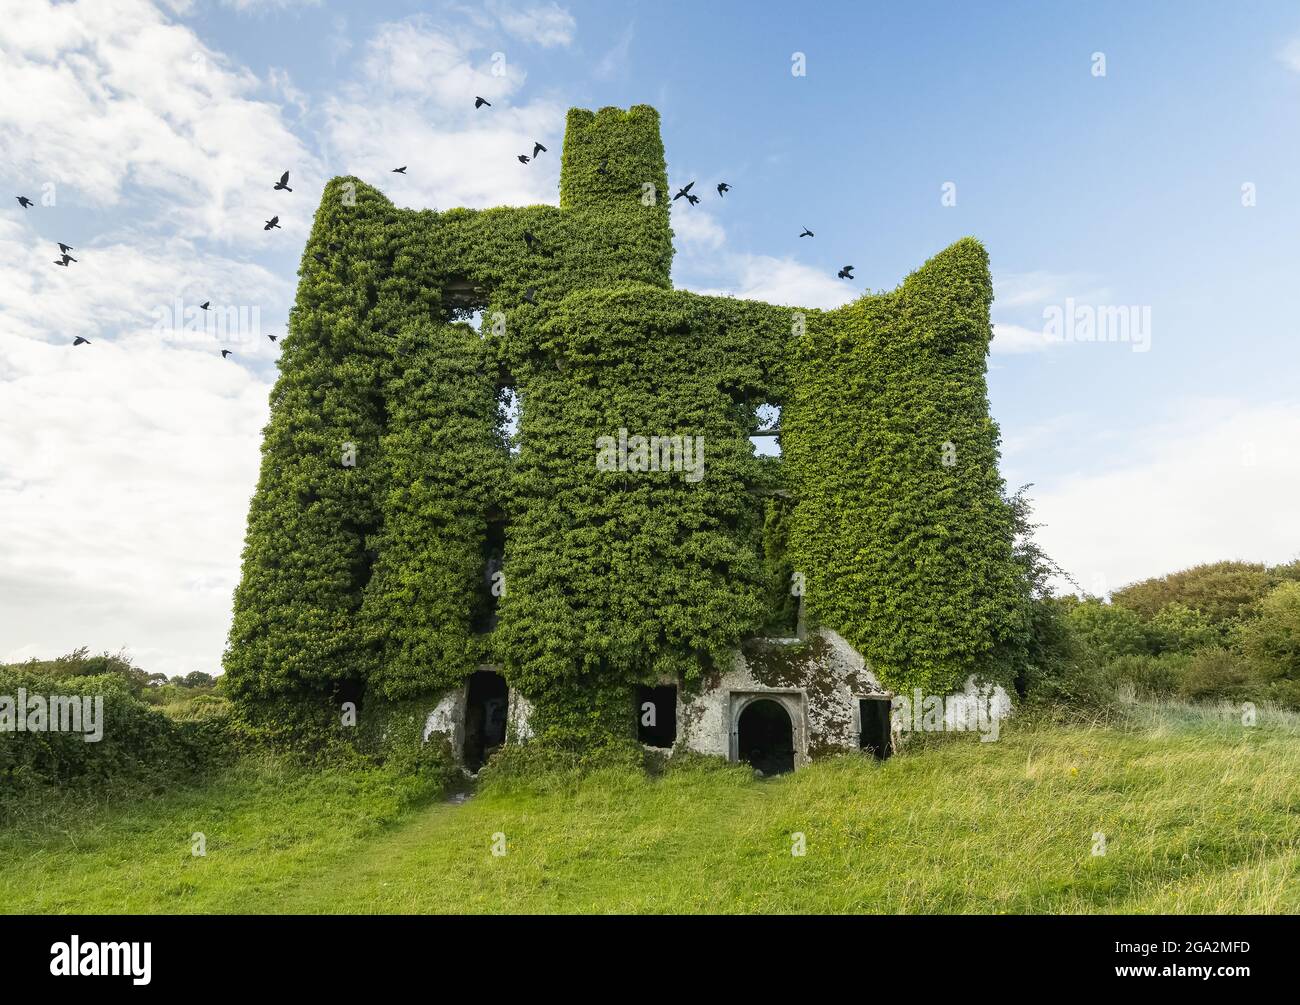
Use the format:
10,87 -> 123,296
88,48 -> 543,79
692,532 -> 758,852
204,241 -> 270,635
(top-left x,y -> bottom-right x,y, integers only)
1111,560 -> 1299,627
1238,581 -> 1300,707
1065,600 -> 1149,662
1104,652 -> 1189,699
1177,647 -> 1259,703
0,668 -> 233,816
1146,602 -> 1220,653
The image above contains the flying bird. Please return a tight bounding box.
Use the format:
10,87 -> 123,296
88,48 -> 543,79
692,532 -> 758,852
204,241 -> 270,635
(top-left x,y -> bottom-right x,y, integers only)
267,333 -> 278,342
799,227 -> 814,238
264,216 -> 281,230
200,302 -> 211,311
392,166 -> 407,174
53,254 -> 76,266
16,196 -> 33,208
313,252 -> 326,263
837,265 -> 855,280
73,336 -> 90,346
523,287 -> 537,304
716,182 -> 731,197
221,349 -> 233,359
475,96 -> 491,109
532,142 -> 547,158
58,243 -> 74,254
673,182 -> 699,206
274,171 -> 292,192
517,154 -> 530,164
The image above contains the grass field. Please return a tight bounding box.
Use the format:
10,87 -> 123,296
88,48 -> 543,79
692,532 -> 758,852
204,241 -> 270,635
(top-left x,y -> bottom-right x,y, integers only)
3,701 -> 1299,914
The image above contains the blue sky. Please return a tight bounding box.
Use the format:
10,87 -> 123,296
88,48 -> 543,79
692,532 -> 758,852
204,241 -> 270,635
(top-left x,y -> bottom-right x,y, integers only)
1,0 -> 1298,675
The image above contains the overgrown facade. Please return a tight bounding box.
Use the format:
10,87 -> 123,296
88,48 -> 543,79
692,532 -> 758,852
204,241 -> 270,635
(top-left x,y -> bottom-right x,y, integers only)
224,104 -> 1026,771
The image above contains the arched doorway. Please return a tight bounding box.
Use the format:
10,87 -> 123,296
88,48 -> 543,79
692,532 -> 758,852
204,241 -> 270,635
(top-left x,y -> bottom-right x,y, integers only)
463,670 -> 509,771
737,698 -> 795,776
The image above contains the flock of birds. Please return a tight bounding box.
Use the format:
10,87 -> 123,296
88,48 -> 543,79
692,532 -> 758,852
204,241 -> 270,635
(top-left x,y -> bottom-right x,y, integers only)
14,93 -> 856,354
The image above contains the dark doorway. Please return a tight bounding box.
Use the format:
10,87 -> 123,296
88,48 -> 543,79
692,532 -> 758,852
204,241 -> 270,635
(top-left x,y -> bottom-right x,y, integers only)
463,670 -> 509,770
737,699 -> 795,776
859,698 -> 892,760
471,514 -> 507,634
635,685 -> 677,748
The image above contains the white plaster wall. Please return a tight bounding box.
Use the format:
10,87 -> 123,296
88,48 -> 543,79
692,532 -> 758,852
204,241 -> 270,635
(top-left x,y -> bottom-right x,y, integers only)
678,628 -> 888,765
423,687 -> 465,753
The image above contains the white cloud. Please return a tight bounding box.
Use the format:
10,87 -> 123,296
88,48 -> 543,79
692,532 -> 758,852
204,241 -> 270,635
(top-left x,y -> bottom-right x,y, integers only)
0,328 -> 271,678
992,322 -> 1057,354
322,15 -> 565,210
670,207 -> 726,250
1280,37 -> 1300,73
0,216 -> 291,348
221,0 -> 320,11
687,253 -> 855,310
1031,399 -> 1300,595
0,0 -> 324,243
594,21 -> 634,79
489,1 -> 576,48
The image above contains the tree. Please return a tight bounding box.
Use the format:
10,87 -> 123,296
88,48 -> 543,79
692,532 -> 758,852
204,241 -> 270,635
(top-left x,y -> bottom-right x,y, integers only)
1238,581 -> 1300,706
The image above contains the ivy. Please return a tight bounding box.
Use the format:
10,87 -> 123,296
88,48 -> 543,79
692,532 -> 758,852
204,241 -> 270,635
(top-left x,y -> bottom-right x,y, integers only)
224,106 -> 1025,754
783,238 -> 1025,695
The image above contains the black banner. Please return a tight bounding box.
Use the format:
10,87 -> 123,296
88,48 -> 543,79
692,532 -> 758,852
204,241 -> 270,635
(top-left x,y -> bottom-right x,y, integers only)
0,914 -> 1287,990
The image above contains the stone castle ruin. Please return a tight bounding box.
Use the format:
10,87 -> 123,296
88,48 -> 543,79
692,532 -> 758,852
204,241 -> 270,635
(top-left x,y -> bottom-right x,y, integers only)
224,105 -> 1023,774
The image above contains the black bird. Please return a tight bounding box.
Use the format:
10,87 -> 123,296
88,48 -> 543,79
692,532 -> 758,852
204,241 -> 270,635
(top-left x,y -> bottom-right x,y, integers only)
596,158 -> 609,175
58,243 -> 74,254
53,254 -> 76,266
73,336 -> 90,346
200,301 -> 211,311
532,141 -> 547,158
717,182 -> 731,196
274,171 -> 292,192
837,265 -> 855,280
523,287 -> 537,304
221,349 -> 233,359
264,216 -> 281,230
312,252 -> 326,263
517,154 -> 530,164
523,231 -> 538,252
475,96 -> 491,109
799,227 -> 814,238
392,166 -> 407,174
673,182 -> 699,206
16,196 -> 33,208
267,333 -> 278,342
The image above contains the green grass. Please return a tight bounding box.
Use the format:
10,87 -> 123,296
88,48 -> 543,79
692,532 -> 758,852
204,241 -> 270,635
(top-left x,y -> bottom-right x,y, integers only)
3,702 -> 1299,914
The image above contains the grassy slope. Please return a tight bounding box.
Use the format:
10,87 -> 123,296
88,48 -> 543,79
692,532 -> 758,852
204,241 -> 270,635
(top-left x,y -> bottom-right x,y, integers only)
3,705 -> 1298,914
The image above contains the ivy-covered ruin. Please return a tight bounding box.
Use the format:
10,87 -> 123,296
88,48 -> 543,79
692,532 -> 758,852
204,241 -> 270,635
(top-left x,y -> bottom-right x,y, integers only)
223,104 -> 1026,756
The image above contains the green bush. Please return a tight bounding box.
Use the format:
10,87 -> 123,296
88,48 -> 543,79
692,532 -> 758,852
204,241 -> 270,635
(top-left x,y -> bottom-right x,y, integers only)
1177,647 -> 1259,703
1064,599 -> 1149,662
0,668 -> 233,816
1104,652 -> 1189,699
1145,602 -> 1220,653
1112,560 -> 1300,627
1237,581 -> 1300,707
